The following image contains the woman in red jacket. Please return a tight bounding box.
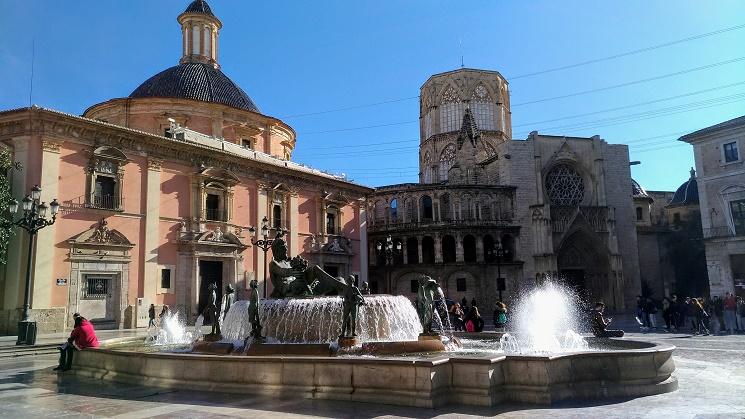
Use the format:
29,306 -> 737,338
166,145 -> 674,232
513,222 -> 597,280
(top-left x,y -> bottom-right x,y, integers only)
54,313 -> 99,371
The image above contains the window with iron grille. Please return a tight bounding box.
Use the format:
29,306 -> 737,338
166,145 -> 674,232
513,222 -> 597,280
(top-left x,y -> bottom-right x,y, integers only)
456,277 -> 467,292
84,277 -> 110,299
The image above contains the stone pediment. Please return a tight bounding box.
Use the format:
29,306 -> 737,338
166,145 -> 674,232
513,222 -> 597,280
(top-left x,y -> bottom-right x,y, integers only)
552,141 -> 577,163
68,219 -> 134,247
197,167 -> 241,185
180,227 -> 247,249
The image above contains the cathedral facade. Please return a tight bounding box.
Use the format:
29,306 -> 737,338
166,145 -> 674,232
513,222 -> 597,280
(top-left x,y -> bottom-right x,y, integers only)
369,69 -> 641,311
0,1 -> 371,334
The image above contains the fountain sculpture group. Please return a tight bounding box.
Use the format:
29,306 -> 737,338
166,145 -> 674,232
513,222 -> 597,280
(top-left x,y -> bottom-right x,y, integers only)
69,230 -> 678,408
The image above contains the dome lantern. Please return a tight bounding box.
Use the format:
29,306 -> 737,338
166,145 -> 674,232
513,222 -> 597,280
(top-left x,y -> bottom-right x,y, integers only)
178,0 -> 222,69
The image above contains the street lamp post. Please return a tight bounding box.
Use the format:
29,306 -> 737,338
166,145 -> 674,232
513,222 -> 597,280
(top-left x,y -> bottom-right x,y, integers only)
248,216 -> 285,299
376,235 -> 401,294
487,240 -> 506,303
3,185 -> 60,345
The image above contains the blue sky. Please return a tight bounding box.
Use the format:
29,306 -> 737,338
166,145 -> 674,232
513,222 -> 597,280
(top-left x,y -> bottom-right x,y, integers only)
2,1 -> 744,191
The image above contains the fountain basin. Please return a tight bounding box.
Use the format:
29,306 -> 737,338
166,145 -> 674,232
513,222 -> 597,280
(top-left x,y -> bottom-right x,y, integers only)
71,336 -> 677,407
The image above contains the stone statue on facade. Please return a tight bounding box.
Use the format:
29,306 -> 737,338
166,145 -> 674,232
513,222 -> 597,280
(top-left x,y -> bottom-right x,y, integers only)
416,275 -> 442,335
340,276 -> 365,338
246,279 -> 264,342
203,282 -> 221,339
268,235 -> 347,298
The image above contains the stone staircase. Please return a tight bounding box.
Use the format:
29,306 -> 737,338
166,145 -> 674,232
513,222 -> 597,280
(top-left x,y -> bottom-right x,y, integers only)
0,343 -> 59,359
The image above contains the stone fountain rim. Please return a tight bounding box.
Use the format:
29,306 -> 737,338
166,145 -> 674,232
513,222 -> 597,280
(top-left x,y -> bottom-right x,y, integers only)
98,336 -> 675,364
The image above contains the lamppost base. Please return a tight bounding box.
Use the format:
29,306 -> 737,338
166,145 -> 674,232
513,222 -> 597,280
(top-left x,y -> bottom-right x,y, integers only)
16,320 -> 37,346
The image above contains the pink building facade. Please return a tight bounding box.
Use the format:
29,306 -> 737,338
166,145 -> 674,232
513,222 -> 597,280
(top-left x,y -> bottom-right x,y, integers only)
0,0 -> 371,333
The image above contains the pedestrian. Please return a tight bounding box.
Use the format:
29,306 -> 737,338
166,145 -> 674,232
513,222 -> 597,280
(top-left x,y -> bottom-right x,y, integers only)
590,302 -> 624,338
692,298 -> 710,336
471,297 -> 477,309
662,297 -> 673,331
449,303 -> 465,331
736,296 -> 745,332
493,301 -> 508,330
723,292 -> 737,334
635,295 -> 647,331
676,295 -> 687,330
148,304 -> 156,328
55,313 -> 99,371
464,306 -> 484,332
159,304 -> 170,322
684,297 -> 696,333
670,294 -> 680,330
712,296 -> 724,334
646,297 -> 658,329
461,296 -> 468,311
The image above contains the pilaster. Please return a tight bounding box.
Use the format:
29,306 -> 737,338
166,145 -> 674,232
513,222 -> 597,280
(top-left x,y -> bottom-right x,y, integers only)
33,138 -> 64,309
256,184 -> 269,297
143,157 -> 162,303
288,191 -> 299,256
3,137 -> 31,311
358,199 -> 368,282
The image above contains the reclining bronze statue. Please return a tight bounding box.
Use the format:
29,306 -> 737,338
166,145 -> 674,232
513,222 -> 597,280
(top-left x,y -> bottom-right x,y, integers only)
269,233 -> 347,298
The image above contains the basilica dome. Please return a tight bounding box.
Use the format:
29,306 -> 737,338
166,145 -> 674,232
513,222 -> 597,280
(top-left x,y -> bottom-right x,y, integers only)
129,62 -> 259,113
668,168 -> 699,207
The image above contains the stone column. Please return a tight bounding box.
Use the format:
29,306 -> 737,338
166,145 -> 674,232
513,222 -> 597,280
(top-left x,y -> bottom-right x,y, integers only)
456,233 -> 464,262
143,157 -> 162,306
434,234 -> 443,263
476,235 -> 484,263
32,139 -> 64,309
288,191 -> 299,256
359,199 -> 368,283
401,238 -> 408,264
417,235 -> 424,264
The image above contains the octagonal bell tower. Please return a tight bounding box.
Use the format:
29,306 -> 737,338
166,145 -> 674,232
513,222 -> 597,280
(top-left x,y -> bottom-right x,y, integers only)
418,69 -> 511,184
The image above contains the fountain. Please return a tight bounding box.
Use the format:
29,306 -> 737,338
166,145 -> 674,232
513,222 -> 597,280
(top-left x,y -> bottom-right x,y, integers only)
69,241 -> 677,408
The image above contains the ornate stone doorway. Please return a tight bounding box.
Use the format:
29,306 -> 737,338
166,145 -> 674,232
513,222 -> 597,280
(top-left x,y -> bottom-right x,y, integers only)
198,260 -> 223,319
557,230 -> 611,305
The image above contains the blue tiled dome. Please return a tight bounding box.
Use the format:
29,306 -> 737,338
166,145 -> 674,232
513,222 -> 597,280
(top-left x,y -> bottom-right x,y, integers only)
182,0 -> 215,17
129,62 -> 259,113
668,168 -> 699,207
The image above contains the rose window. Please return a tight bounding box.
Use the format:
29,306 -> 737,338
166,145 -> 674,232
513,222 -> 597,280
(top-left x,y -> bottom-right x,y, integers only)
545,164 -> 585,206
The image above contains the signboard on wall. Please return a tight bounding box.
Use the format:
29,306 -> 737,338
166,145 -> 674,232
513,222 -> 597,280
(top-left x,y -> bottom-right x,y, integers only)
56,278 -> 67,286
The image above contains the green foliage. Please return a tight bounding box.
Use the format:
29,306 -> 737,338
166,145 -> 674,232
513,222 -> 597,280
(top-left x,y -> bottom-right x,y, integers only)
0,147 -> 15,264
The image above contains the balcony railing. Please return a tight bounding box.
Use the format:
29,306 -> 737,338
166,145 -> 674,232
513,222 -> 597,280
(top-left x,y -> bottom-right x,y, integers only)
87,194 -> 123,211
368,216 -> 515,232
205,208 -> 227,222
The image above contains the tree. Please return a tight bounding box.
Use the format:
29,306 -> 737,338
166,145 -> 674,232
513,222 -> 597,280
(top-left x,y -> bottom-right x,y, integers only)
0,146 -> 17,264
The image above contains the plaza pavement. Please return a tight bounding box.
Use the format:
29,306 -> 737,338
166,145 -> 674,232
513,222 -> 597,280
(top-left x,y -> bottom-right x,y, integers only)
0,331 -> 744,418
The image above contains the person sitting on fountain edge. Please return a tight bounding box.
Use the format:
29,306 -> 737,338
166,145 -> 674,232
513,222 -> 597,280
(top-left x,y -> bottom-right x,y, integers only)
591,302 -> 624,338
55,313 -> 99,371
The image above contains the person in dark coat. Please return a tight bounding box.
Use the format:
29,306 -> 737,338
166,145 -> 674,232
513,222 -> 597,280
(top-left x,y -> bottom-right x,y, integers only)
591,302 -> 624,338
148,304 -> 156,328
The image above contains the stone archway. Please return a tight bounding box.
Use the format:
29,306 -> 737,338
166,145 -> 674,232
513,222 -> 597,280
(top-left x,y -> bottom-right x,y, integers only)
556,229 -> 612,306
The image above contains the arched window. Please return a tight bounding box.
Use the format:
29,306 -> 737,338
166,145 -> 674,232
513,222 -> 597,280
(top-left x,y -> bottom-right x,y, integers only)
390,198 -> 398,223
374,199 -> 385,223
440,193 -> 451,221
405,198 -> 415,223
422,152 -> 432,183
471,84 -> 495,130
439,86 -> 463,133
636,207 -> 643,221
406,237 -> 419,264
462,194 -> 473,220
422,236 -> 435,264
326,212 -> 336,235
439,144 -> 456,182
481,201 -> 492,221
545,164 -> 585,206
421,195 -> 433,220
463,235 -> 477,263
442,235 -> 456,263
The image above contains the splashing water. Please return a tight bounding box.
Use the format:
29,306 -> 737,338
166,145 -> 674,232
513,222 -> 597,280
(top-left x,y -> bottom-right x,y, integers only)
149,312 -> 202,346
507,281 -> 589,354
221,295 -> 422,344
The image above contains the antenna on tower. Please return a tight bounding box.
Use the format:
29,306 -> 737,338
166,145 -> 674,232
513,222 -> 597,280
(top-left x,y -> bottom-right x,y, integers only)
459,38 -> 464,68
28,39 -> 35,107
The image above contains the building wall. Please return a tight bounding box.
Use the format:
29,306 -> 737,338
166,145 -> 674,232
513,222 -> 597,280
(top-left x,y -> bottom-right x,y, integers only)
0,108 -> 370,334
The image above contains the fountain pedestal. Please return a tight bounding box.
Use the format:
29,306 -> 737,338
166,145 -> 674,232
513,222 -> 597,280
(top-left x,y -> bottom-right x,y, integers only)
202,333 -> 222,342
338,336 -> 358,348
